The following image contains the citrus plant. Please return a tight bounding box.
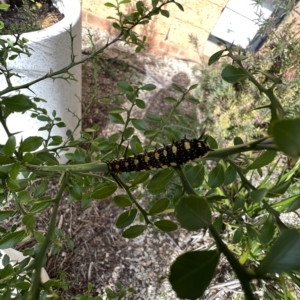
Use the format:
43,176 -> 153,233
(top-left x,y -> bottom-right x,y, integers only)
1,0 -> 300,299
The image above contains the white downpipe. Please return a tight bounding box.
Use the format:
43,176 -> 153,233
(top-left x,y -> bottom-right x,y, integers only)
0,0 -> 82,161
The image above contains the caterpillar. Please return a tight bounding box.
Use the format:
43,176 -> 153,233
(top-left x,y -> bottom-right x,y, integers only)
107,133 -> 211,174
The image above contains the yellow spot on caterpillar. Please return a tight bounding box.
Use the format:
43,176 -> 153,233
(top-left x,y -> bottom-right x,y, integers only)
115,165 -> 120,169
161,165 -> 168,169
125,162 -> 129,167
184,141 -> 191,150
134,159 -> 139,165
150,167 -> 157,170
144,156 -> 150,162
172,145 -> 177,153
163,150 -> 167,156
170,162 -> 177,166
155,152 -> 160,160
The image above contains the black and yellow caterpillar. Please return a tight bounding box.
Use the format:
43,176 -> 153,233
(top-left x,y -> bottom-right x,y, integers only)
107,134 -> 211,174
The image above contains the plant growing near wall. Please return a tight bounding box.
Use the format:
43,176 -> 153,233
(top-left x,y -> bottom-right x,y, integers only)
1,0 -> 300,300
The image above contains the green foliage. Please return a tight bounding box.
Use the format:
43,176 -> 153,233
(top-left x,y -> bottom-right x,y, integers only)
1,0 -> 300,299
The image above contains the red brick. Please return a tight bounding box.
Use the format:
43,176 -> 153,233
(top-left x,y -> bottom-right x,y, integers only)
148,47 -> 167,56
158,40 -> 179,54
178,48 -> 201,62
86,12 -> 101,27
82,11 -> 87,23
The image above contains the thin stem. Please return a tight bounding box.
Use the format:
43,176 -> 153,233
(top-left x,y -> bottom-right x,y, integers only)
28,172 -> 69,300
146,90 -> 190,150
116,175 -> 152,225
209,224 -> 256,300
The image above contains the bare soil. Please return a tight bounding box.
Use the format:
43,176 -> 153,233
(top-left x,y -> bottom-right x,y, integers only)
0,0 -> 63,34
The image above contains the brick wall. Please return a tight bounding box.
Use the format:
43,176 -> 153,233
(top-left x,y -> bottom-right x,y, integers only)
81,0 -> 228,61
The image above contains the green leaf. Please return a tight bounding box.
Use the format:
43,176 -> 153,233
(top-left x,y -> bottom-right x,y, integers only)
146,114 -> 161,122
149,198 -> 169,214
3,136 -> 16,157
22,214 -> 36,228
260,214 -> 275,245
257,229 -> 300,275
212,215 -> 223,234
221,65 -> 248,83
160,9 -> 170,17
69,182 -> 82,200
74,147 -> 86,162
136,99 -> 146,109
0,4 -> 10,9
164,126 -> 182,142
172,83 -> 184,92
152,0 -> 158,7
108,107 -> 127,114
286,195 -> 300,212
108,113 -> 125,125
0,155 -> 15,165
7,178 -> 20,190
0,210 -> 14,222
117,81 -> 133,92
9,162 -> 20,180
175,195 -> 211,230
188,84 -> 198,91
1,95 -> 34,112
208,164 -> 224,188
19,136 -> 43,152
0,230 -> 26,249
169,250 -> 220,299
131,119 -> 148,130
208,50 -> 225,65
232,225 -> 243,244
18,190 -> 31,204
154,220 -> 177,232
185,165 -> 204,188
33,181 -> 48,198
234,136 -> 244,145
113,195 -> 132,207
174,2 -> 184,11
130,171 -> 150,185
266,179 -> 292,198
206,135 -> 218,149
0,264 -> 14,279
30,202 -> 50,214
33,230 -> 45,244
112,22 -> 121,30
15,282 -> 31,290
273,119 -> 300,158
224,165 -> 237,185
186,96 -> 200,104
104,2 -> 117,8
250,188 -> 268,203
116,209 -> 137,229
136,1 -> 144,15
36,152 -> 59,165
140,83 -> 156,91
123,127 -> 135,140
122,225 -> 147,239
147,169 -> 175,194
164,96 -> 177,103
91,183 -> 118,200
247,151 -> 277,170
144,129 -> 159,138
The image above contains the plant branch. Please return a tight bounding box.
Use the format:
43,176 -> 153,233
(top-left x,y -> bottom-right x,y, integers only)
209,224 -> 256,300
28,172 -> 69,300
